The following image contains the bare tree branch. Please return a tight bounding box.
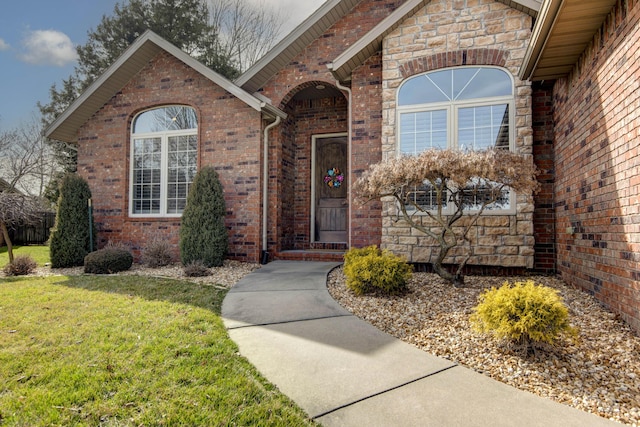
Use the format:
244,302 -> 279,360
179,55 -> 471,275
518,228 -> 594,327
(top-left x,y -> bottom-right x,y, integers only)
353,149 -> 540,286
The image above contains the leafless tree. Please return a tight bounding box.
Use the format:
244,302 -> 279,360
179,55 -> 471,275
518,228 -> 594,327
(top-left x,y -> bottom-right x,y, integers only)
0,117 -> 56,262
208,0 -> 285,73
354,149 -> 540,286
1,116 -> 58,198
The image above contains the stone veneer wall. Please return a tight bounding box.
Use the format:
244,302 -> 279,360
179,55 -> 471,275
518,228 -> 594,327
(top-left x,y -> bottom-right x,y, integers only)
380,0 -> 535,268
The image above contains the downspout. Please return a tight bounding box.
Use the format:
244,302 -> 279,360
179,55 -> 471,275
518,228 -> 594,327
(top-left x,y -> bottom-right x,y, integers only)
334,79 -> 353,248
262,115 -> 281,264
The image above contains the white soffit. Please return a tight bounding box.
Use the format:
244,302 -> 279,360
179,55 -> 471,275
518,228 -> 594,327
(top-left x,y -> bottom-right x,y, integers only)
521,0 -> 618,81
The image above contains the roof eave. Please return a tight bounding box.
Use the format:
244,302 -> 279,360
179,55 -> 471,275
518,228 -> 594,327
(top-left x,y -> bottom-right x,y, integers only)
519,0 -> 564,81
46,30 -> 285,143
329,0 -> 540,83
235,0 -> 360,93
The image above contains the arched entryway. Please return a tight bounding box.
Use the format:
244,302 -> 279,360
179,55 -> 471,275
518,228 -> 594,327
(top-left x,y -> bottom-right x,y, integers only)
269,81 -> 349,258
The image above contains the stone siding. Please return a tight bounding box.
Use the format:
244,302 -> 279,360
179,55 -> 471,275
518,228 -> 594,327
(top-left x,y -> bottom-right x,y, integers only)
380,0 -> 535,268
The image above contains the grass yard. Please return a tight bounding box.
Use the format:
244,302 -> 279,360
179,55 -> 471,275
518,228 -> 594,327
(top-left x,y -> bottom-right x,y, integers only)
0,275 -> 316,426
0,245 -> 50,267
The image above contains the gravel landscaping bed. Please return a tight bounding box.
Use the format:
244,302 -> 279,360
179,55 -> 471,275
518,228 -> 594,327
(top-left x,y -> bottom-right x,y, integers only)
327,267 -> 640,426
7,261 -> 638,425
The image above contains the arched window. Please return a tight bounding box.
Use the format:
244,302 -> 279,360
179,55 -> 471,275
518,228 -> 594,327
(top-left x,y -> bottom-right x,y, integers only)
397,67 -> 515,212
130,106 -> 198,216
398,66 -> 513,153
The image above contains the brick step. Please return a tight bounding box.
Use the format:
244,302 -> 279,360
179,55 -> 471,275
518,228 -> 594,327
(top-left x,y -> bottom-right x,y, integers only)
274,250 -> 345,262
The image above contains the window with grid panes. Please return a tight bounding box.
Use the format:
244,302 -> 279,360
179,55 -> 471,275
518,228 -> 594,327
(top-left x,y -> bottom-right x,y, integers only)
397,67 -> 514,212
130,106 -> 197,216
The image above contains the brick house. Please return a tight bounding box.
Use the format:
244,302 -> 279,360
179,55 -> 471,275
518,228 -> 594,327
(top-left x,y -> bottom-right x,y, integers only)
46,0 -> 639,331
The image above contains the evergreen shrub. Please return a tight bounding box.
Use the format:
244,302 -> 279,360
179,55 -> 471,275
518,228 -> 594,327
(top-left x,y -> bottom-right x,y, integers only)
180,167 -> 228,267
343,245 -> 412,295
49,174 -> 96,268
84,248 -> 133,274
470,280 -> 578,350
3,255 -> 37,276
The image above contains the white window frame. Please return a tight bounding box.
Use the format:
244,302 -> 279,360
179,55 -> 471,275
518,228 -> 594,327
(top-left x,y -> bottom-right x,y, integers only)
129,107 -> 198,218
396,66 -> 516,215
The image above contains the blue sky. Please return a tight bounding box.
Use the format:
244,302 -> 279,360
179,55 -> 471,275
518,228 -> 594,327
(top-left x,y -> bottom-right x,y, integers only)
0,0 -> 324,131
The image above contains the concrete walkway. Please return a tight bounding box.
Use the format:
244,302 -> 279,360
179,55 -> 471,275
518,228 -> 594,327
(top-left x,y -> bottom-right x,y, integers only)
221,261 -> 619,426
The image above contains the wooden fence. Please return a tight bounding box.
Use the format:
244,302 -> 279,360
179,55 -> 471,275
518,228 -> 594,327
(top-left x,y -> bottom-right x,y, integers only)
7,212 -> 56,245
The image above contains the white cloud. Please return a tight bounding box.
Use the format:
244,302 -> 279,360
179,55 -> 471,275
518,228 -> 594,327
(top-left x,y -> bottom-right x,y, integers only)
0,38 -> 9,51
19,30 -> 78,66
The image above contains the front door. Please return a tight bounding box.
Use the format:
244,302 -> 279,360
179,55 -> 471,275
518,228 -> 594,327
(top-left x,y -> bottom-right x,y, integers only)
313,134 -> 348,243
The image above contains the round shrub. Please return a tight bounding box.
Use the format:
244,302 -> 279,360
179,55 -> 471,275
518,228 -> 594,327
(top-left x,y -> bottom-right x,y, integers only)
343,245 -> 412,295
3,255 -> 37,276
49,174 -> 96,268
180,167 -> 228,267
470,280 -> 578,350
84,248 -> 133,274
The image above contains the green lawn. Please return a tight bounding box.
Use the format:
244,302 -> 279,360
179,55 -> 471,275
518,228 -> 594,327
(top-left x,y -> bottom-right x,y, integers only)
0,275 -> 316,426
0,245 -> 50,267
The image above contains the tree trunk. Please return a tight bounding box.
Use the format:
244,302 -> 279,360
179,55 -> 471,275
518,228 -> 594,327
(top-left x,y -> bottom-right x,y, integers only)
1,222 -> 14,264
432,242 -> 465,287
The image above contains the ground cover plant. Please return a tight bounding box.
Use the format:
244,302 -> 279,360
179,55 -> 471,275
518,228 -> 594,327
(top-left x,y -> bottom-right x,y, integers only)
0,275 -> 316,426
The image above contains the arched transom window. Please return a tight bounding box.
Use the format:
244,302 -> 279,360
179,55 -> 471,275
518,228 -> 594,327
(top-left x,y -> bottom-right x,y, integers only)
398,66 -> 513,153
130,106 -> 197,216
397,67 -> 515,212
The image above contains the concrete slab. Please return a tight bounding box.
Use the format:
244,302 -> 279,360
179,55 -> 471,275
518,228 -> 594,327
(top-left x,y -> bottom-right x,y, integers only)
222,289 -> 352,328
229,261 -> 340,292
317,365 -> 619,427
227,315 -> 456,418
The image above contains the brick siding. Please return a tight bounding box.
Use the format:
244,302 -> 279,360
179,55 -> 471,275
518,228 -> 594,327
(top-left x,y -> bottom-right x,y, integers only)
77,51 -> 263,263
552,0 -> 640,331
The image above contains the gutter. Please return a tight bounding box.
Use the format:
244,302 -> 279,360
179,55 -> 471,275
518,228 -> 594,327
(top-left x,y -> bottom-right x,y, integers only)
261,115 -> 281,264
519,0 -> 563,81
334,79 -> 353,249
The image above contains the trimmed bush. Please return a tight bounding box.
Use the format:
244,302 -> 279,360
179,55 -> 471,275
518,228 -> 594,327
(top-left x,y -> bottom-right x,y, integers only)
3,255 -> 37,276
143,238 -> 173,267
84,248 -> 133,274
49,174 -> 96,268
343,245 -> 412,295
183,260 -> 211,277
180,166 -> 228,268
470,280 -> 578,350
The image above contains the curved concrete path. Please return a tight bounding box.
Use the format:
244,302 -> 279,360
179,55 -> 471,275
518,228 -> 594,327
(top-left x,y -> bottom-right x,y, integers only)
222,261 -> 619,426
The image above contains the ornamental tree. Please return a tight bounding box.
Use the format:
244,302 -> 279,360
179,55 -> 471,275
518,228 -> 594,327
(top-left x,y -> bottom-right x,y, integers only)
353,149 -> 539,286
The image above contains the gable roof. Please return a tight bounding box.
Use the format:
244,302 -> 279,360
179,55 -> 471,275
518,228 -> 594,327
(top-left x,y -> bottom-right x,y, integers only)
46,30 -> 286,143
329,0 -> 541,81
520,0 -> 618,81
330,0 -> 541,81
238,0 -> 542,90
235,0 -> 362,93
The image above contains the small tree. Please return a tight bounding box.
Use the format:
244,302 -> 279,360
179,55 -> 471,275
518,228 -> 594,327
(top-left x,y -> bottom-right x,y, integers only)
49,174 -> 96,268
0,192 -> 43,264
180,166 -> 228,267
353,149 -> 539,286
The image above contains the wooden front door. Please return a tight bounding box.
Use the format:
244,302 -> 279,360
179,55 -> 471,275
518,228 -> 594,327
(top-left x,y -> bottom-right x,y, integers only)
313,135 -> 348,243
